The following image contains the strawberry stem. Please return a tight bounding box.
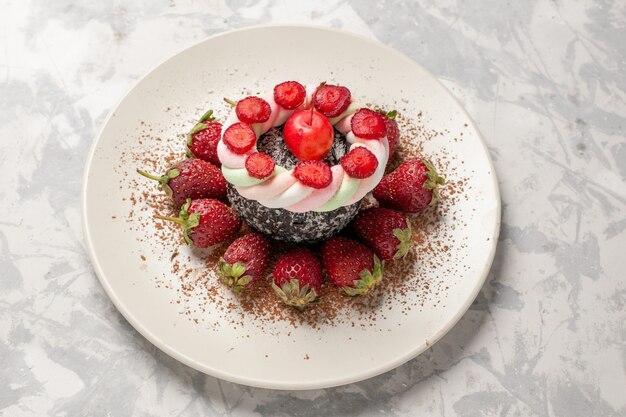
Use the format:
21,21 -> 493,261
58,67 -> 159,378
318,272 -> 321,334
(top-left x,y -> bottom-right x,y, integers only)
272,279 -> 318,310
154,215 -> 187,226
136,169 -> 163,182
199,109 -> 215,123
223,98 -> 237,107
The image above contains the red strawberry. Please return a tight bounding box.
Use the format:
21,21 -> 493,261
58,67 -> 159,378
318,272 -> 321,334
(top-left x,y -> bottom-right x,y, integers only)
245,152 -> 275,179
382,110 -> 400,156
186,109 -> 222,166
314,84 -> 351,117
321,237 -> 383,296
341,146 -> 378,178
293,161 -> 333,188
272,248 -> 322,310
352,207 -> 413,260
274,81 -> 306,110
137,158 -> 226,207
373,158 -> 445,213
351,108 -> 387,140
219,233 -> 270,292
223,122 -> 257,154
235,96 -> 271,124
156,198 -> 241,248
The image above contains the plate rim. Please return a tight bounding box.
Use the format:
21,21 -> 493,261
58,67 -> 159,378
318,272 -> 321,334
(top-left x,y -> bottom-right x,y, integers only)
81,24 -> 501,390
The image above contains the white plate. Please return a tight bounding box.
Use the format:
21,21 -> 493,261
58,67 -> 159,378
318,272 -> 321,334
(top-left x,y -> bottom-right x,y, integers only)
82,25 -> 500,390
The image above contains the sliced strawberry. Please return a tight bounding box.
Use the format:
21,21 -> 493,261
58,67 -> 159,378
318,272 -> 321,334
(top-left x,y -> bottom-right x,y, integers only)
341,146 -> 378,178
351,108 -> 387,140
245,152 -> 275,179
236,96 -> 271,124
223,122 -> 256,154
274,81 -> 306,110
293,161 -> 332,189
314,84 -> 351,117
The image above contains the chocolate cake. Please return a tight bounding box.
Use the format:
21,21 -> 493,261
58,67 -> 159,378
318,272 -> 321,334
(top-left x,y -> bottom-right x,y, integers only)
227,127 -> 361,242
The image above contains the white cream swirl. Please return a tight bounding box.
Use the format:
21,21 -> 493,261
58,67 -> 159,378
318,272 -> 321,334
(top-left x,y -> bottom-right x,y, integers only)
218,85 -> 388,212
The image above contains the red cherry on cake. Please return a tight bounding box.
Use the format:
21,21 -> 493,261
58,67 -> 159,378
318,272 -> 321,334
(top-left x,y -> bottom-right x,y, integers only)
283,109 -> 334,161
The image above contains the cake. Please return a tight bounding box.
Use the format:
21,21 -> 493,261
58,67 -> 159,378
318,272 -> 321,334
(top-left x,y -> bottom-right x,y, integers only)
218,82 -> 390,242
144,80 -> 445,307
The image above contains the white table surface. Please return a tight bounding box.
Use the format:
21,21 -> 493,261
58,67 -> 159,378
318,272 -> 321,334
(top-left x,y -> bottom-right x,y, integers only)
1,1 -> 625,416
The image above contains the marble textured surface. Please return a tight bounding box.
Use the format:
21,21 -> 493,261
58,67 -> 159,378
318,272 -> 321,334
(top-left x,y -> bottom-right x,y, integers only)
1,0 -> 625,416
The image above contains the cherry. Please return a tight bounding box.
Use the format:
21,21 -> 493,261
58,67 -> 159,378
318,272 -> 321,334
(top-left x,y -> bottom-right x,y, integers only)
283,109 -> 334,161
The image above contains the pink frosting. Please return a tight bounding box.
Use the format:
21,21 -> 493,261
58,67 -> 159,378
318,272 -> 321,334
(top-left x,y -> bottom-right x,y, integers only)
259,181 -> 314,208
273,106 -> 296,126
303,84 -> 317,109
218,85 -> 390,212
235,170 -> 297,201
345,137 -> 390,205
259,94 -> 280,133
216,139 -> 251,169
285,165 -> 345,213
335,113 -> 353,135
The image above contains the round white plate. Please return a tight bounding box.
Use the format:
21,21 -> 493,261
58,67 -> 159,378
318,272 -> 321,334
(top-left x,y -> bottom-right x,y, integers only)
82,25 -> 500,390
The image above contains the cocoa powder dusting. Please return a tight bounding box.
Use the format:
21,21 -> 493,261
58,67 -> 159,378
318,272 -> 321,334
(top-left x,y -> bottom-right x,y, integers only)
116,103 -> 472,332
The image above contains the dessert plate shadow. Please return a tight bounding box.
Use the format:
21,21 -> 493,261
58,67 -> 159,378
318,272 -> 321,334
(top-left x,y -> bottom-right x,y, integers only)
82,25 -> 501,390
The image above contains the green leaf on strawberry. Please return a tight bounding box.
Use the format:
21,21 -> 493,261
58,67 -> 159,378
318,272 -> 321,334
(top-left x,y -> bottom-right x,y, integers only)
342,256 -> 384,296
186,109 -> 216,157
219,259 -> 254,293
271,279 -> 319,311
422,159 -> 446,206
392,221 -> 413,260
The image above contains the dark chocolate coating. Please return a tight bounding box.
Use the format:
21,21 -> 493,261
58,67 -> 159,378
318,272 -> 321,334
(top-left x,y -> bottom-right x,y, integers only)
227,127 -> 361,243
